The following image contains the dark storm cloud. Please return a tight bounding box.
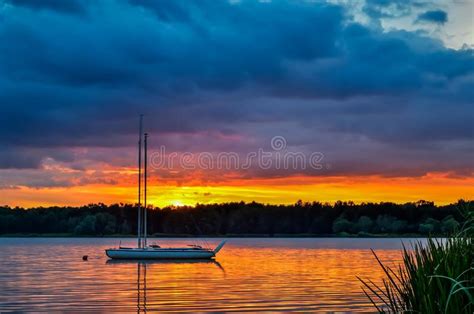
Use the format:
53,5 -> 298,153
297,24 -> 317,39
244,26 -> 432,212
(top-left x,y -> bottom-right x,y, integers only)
0,0 -> 472,179
0,147 -> 42,169
0,146 -> 76,169
417,9 -> 448,25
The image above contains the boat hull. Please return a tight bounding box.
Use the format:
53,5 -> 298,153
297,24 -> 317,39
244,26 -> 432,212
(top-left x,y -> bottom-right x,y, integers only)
105,248 -> 216,260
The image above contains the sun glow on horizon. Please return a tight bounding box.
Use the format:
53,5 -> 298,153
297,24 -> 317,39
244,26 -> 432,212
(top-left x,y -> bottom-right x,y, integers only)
170,200 -> 185,207
2,172 -> 472,208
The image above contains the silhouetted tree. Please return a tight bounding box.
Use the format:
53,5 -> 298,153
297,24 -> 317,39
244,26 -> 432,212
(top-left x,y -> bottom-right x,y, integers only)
355,216 -> 373,233
74,215 -> 97,235
0,200 -> 470,236
332,216 -> 352,233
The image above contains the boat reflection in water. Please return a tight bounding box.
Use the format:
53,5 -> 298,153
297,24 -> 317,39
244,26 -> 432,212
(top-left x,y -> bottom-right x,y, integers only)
137,263 -> 146,313
106,259 -> 225,312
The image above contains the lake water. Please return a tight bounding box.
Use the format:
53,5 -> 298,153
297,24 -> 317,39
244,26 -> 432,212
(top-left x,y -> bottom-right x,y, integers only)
0,238 -> 423,312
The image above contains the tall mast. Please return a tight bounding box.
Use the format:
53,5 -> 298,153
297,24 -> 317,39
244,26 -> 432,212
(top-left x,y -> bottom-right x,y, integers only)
137,114 -> 143,248
144,132 -> 148,248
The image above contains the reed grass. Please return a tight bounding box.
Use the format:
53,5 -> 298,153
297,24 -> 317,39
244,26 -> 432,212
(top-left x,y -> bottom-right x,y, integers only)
359,203 -> 473,313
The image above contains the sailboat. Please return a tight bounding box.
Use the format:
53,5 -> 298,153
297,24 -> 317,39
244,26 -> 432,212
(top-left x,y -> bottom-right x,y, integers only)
105,115 -> 226,260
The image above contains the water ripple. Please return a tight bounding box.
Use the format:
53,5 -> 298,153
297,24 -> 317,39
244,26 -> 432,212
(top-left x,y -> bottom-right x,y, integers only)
0,237 -> 417,312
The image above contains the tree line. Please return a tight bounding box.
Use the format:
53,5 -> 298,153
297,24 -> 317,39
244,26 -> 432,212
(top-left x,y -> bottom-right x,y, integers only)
0,200 -> 470,236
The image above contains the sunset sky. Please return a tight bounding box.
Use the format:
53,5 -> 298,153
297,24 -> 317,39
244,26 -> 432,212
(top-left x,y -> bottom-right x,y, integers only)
0,0 -> 473,207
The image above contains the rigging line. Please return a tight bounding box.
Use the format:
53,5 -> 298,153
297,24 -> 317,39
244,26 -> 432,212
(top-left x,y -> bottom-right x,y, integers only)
188,211 -> 210,249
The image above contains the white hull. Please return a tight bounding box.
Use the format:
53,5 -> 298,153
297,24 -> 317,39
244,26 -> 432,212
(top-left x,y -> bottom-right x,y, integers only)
106,248 -> 215,259
106,240 -> 226,260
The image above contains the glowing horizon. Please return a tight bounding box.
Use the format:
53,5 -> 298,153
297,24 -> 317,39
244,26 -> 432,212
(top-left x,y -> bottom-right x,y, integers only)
3,172 -> 473,208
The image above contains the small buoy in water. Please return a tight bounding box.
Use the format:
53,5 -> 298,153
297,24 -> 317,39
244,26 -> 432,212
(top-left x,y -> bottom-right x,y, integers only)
82,255 -> 88,261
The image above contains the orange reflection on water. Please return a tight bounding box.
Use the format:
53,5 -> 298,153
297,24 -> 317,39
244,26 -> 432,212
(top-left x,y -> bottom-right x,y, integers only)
0,238 -> 408,312
103,239 -> 403,312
